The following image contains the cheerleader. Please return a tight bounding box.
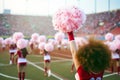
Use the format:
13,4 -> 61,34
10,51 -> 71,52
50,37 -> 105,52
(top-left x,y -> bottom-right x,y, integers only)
14,39 -> 28,80
67,32 -> 111,80
115,49 -> 120,75
43,49 -> 51,77
39,42 -> 54,77
9,43 -> 17,64
52,6 -> 111,80
110,39 -> 120,74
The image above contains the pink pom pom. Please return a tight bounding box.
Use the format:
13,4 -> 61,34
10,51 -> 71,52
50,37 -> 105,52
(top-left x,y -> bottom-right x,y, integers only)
75,37 -> 88,47
4,37 -> 13,45
48,39 -> 56,45
105,33 -> 114,41
54,32 -> 65,42
13,32 -> 24,43
37,35 -> 46,43
38,42 -> 45,50
115,35 -> 120,40
111,40 -> 120,50
52,6 -> 86,32
17,39 -> 28,49
44,43 -> 54,52
31,33 -> 39,42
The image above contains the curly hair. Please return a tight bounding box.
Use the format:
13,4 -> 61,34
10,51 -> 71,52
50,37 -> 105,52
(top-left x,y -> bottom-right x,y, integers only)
76,38 -> 112,73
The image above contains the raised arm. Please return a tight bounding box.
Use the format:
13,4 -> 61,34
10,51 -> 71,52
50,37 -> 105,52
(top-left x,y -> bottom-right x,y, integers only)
67,31 -> 80,70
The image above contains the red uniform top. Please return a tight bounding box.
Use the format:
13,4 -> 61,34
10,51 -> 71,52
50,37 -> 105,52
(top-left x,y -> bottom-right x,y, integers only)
76,66 -> 104,80
17,50 -> 24,58
17,49 -> 28,64
9,44 -> 17,54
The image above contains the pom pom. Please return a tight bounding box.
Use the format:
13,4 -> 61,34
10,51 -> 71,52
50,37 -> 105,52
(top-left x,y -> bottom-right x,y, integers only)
75,37 -> 88,47
54,32 -> 65,42
110,40 -> 120,51
31,33 -> 39,42
44,43 -> 54,52
17,39 -> 28,49
48,39 -> 56,45
38,42 -> 45,50
37,35 -> 46,43
4,37 -> 13,45
52,6 -> 86,32
13,32 -> 24,43
105,33 -> 114,41
115,35 -> 120,41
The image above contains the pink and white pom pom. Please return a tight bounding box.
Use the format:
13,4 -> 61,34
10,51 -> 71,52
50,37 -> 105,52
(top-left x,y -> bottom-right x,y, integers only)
75,37 -> 88,47
17,39 -> 28,49
38,42 -> 46,50
37,35 -> 46,43
31,33 -> 39,42
54,32 -> 65,42
110,40 -> 120,51
48,38 -> 56,46
4,37 -> 13,45
44,43 -> 54,52
115,35 -> 120,41
105,33 -> 114,41
13,32 -> 24,43
52,6 -> 86,32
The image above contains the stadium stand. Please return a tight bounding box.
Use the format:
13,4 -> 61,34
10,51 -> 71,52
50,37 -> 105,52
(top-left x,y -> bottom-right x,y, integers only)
0,9 -> 120,37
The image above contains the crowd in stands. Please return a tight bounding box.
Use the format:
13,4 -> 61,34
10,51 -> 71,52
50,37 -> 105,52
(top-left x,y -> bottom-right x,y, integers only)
77,9 -> 120,36
0,9 -> 120,37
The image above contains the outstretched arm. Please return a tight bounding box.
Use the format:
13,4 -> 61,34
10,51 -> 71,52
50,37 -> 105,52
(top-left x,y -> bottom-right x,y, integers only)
67,31 -> 80,70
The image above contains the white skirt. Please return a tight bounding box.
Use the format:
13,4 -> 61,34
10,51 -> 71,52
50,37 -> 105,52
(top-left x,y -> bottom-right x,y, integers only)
9,50 -> 17,53
18,58 -> 27,63
112,53 -> 120,59
44,54 -> 51,60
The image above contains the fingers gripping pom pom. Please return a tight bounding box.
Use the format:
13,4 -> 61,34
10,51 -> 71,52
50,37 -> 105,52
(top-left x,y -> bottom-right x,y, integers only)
52,6 -> 86,32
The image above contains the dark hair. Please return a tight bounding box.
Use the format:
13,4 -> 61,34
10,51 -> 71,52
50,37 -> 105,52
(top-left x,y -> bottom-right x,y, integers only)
21,48 -> 28,58
76,38 -> 111,73
44,49 -> 48,55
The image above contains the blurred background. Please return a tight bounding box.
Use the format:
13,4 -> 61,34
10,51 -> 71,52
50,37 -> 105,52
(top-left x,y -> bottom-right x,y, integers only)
0,0 -> 120,37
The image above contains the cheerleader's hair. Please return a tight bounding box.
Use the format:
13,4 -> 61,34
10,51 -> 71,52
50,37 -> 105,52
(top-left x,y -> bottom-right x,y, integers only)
76,37 -> 112,73
21,48 -> 28,58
